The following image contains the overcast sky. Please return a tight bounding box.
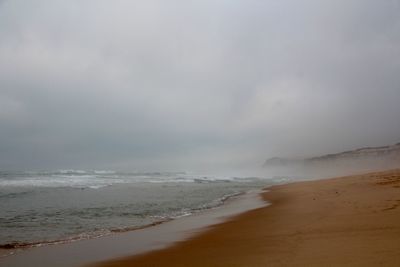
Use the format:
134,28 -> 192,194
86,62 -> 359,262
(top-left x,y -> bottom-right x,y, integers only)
0,0 -> 399,171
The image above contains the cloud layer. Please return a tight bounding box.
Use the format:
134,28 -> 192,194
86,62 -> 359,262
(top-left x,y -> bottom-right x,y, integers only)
1,0 -> 400,171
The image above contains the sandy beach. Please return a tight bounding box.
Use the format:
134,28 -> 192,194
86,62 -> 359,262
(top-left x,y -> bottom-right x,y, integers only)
94,169 -> 400,267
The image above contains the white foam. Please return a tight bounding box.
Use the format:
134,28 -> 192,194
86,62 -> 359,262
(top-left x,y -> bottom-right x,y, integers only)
0,171 -> 270,189
0,175 -> 125,189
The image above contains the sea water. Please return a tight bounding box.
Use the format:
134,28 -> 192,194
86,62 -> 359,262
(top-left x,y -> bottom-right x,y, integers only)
0,170 -> 289,248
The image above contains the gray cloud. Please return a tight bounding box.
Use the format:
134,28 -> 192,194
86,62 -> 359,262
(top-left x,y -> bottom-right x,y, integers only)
0,0 -> 400,171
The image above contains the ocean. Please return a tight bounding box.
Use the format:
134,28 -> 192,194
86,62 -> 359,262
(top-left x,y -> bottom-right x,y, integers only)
0,170 -> 290,249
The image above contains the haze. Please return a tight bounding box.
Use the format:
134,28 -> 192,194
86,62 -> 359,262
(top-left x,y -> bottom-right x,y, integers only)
0,0 -> 399,171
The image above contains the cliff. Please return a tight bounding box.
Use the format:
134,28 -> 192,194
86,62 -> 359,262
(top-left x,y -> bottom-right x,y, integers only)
264,143 -> 400,171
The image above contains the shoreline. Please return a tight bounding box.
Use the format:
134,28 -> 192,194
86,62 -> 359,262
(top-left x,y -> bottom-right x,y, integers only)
94,169 -> 400,267
0,189 -> 267,267
0,186 -> 253,253
0,191 -> 242,251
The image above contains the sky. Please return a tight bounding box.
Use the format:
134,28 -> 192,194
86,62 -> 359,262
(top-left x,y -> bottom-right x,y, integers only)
0,0 -> 399,171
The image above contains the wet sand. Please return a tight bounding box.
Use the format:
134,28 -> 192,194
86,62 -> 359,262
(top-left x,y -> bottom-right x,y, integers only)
94,169 -> 400,267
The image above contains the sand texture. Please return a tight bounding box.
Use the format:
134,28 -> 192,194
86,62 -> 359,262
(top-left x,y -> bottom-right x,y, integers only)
94,169 -> 400,267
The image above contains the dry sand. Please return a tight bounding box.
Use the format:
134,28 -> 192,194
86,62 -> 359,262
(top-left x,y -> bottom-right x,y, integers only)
94,169 -> 400,267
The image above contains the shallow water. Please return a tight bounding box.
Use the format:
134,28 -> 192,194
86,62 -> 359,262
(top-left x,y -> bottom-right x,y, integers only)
0,170 -> 283,248
0,189 -> 268,267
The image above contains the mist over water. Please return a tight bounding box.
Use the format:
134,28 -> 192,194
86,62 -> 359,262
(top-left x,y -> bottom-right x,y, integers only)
0,0 -> 400,258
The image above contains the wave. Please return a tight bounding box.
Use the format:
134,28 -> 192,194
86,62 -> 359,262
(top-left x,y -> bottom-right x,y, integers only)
0,170 -> 268,190
0,175 -> 121,189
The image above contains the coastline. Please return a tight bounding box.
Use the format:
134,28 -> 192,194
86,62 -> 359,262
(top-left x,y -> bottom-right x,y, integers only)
93,169 -> 400,267
0,189 -> 267,267
0,190 -> 246,251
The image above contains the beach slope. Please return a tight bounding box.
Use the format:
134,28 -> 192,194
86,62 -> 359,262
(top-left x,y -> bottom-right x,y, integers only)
94,169 -> 400,267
